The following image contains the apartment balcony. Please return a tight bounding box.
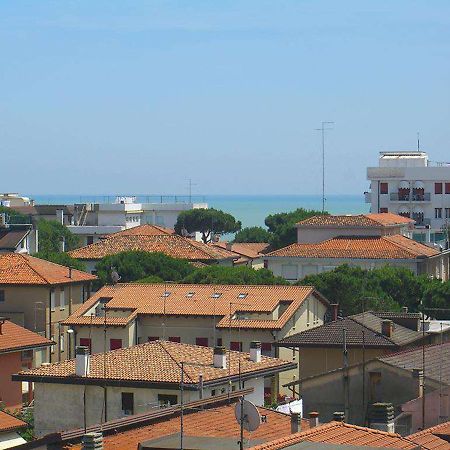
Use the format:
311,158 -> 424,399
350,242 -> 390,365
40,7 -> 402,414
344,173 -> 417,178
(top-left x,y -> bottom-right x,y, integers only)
414,218 -> 431,227
389,193 -> 431,202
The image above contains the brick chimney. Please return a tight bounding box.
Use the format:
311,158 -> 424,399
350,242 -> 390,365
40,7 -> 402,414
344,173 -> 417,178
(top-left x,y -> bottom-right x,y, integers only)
250,341 -> 261,363
75,346 -> 90,377
331,304 -> 339,321
368,403 -> 395,433
291,412 -> 302,433
213,346 -> 227,369
381,320 -> 394,338
82,432 -> 103,450
308,411 -> 319,428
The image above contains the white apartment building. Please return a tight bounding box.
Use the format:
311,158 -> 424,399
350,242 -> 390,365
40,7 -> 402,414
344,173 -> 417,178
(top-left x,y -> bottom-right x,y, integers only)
366,151 -> 450,242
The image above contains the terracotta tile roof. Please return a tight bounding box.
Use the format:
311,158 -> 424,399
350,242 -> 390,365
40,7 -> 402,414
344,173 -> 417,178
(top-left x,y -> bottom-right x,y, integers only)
277,312 -> 424,348
68,234 -> 239,262
380,342 -> 450,385
0,410 -> 27,432
15,340 -> 295,385
212,242 -> 270,259
62,283 -> 327,330
0,320 -> 53,353
408,421 -> 450,449
297,213 -> 414,228
109,224 -> 174,237
0,228 -> 30,250
0,253 -> 97,285
265,235 -> 439,259
249,421 -> 417,449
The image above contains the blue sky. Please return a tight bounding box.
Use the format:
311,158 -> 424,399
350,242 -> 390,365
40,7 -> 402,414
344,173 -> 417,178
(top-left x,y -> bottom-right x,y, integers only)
1,1 -> 450,196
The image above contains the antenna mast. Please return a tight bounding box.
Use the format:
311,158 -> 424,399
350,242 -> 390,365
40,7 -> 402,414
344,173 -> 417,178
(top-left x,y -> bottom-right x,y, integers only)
417,132 -> 420,152
315,122 -> 334,213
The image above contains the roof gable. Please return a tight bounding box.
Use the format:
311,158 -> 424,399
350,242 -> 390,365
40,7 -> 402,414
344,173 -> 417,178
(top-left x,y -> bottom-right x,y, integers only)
0,320 -> 53,353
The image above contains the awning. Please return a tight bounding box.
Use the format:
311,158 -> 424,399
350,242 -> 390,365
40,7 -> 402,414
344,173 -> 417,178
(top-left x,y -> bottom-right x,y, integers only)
414,180 -> 425,190
413,206 -> 424,214
398,206 -> 410,214
399,180 -> 410,189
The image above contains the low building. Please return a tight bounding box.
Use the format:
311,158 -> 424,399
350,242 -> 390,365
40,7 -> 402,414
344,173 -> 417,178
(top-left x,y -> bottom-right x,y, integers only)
0,193 -> 32,208
277,311 -> 427,380
0,319 -> 53,409
68,224 -> 239,273
0,225 -> 37,255
0,410 -> 27,449
0,253 -> 97,362
13,340 -> 296,436
288,342 -> 450,431
62,282 -> 330,395
12,205 -> 75,227
211,242 -> 270,268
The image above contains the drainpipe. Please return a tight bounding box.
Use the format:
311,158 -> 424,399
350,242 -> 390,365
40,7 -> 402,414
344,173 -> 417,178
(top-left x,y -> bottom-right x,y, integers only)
48,289 -> 52,363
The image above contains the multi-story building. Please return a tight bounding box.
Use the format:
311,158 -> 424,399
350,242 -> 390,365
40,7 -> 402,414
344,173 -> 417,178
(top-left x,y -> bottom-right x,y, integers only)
366,151 -> 450,243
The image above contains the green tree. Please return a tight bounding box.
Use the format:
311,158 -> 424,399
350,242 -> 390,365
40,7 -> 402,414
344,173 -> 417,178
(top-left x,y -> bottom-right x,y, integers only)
0,206 -> 30,224
174,208 -> 241,243
34,251 -> 86,272
37,220 -> 80,254
181,265 -> 288,285
233,226 -> 271,243
95,251 -> 195,286
265,208 -> 328,250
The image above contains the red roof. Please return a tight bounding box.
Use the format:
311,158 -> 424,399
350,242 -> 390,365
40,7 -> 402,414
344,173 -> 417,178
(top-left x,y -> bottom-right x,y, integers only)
0,410 -> 27,432
297,213 -> 414,227
408,421 -> 450,449
0,320 -> 53,353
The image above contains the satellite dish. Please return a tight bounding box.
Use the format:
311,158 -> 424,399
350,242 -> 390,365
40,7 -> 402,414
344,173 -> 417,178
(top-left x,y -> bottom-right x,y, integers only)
235,399 -> 261,432
110,268 -> 121,285
181,227 -> 189,237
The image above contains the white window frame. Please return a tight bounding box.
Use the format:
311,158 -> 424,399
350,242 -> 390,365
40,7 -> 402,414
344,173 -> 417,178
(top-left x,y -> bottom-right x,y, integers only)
60,287 -> 65,310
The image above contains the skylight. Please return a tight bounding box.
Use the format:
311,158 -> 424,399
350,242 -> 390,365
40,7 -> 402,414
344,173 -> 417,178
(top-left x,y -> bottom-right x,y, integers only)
237,293 -> 248,299
186,292 -> 195,298
211,293 -> 222,298
162,292 -> 171,297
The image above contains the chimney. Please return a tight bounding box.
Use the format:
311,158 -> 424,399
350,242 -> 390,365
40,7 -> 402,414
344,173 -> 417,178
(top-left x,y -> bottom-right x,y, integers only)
75,346 -> 90,377
368,403 -> 395,433
0,317 -> 5,335
59,236 -> 65,252
56,209 -> 64,225
381,320 -> 394,338
226,242 -> 233,251
333,411 -> 345,421
413,368 -> 424,398
402,306 -> 408,314
290,412 -> 302,434
308,411 -> 319,428
68,267 -> 73,279
213,346 -> 226,369
250,341 -> 261,363
331,304 -> 339,321
82,432 -> 103,450
198,373 -> 204,399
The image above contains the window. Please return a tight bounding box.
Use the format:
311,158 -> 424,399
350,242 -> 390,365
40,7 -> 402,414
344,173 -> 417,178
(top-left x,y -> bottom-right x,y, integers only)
379,207 -> 388,213
446,208 -> 450,219
380,182 -> 388,194
60,288 -> 65,310
230,341 -> 242,351
50,289 -> 55,311
60,334 -> 65,353
281,264 -> 298,281
79,338 -> 92,353
21,350 -> 33,361
158,394 -> 178,406
446,183 -> 450,194
263,260 -> 268,269
435,208 -> 443,219
162,291 -> 171,297
186,292 -> 195,298
237,293 -> 248,299
216,338 -> 223,347
110,339 -> 122,350
169,336 -> 181,343
435,183 -> 443,194
196,337 -> 208,347
211,389 -> 216,396
211,293 -> 222,298
87,236 -> 94,245
261,342 -> 272,356
148,336 -> 159,342
0,290 -> 4,302
121,392 -> 134,415
51,335 -> 55,353
369,372 -> 382,402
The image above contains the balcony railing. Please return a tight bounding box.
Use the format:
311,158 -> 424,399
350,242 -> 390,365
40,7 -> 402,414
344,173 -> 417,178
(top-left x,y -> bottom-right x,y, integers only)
389,193 -> 431,202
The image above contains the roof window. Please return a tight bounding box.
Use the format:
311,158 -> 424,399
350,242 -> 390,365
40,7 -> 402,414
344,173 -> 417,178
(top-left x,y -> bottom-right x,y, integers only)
237,293 -> 248,299
162,291 -> 171,298
186,292 -> 195,298
211,293 -> 222,298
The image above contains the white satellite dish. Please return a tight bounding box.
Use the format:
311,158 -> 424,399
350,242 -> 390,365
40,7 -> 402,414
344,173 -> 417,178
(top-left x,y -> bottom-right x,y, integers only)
235,399 -> 261,432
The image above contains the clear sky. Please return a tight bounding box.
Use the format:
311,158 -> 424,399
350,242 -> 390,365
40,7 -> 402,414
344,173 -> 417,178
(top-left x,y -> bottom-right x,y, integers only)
1,1 -> 450,196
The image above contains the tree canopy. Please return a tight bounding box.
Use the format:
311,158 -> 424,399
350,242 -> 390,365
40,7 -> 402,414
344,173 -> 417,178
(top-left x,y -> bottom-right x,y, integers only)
234,226 -> 271,243
265,208 -> 328,250
174,208 -> 241,243
37,220 -> 80,254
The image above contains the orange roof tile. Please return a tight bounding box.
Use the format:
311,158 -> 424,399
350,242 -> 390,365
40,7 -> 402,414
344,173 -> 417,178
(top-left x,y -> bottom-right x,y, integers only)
408,421 -> 450,449
15,340 -> 295,385
0,410 -> 27,432
0,320 -> 53,353
68,234 -> 238,261
297,213 -> 414,227
212,242 -> 270,259
62,283 -> 327,330
249,421 -> 417,449
265,235 -> 439,259
109,224 -> 175,237
0,253 -> 97,285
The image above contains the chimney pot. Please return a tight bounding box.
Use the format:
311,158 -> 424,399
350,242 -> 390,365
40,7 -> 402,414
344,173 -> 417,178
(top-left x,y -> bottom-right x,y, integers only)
381,319 -> 394,337
333,411 -> 345,422
290,412 -> 301,434
402,306 -> 408,313
82,432 -> 103,450
250,341 -> 261,363
308,411 -> 319,428
368,403 -> 395,433
75,346 -> 90,377
213,346 -> 227,369
226,242 -> 233,251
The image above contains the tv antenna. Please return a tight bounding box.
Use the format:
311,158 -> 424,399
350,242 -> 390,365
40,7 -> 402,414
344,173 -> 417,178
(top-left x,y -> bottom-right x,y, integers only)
417,132 -> 420,152
235,398 -> 261,450
188,179 -> 197,203
315,121 -> 334,213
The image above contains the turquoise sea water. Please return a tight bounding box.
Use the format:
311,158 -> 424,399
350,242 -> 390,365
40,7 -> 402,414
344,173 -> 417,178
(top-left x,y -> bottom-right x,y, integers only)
30,194 -> 368,229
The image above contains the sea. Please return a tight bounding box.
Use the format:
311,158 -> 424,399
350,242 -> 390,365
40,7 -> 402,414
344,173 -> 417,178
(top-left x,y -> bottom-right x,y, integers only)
29,194 -> 368,229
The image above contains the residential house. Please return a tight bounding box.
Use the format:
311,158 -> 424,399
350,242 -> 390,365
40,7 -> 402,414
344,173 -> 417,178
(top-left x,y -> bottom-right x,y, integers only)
264,213 -> 449,281
407,420 -> 450,449
0,319 -> 52,409
12,205 -> 75,227
0,410 -> 27,449
68,224 -> 239,273
0,253 -> 97,362
0,225 -> 37,255
62,282 -> 330,394
211,242 -> 270,268
14,340 -> 296,436
289,342 -> 450,432
277,311 -> 428,380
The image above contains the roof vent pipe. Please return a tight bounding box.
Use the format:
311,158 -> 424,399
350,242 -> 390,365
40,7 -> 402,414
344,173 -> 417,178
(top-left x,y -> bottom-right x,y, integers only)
213,346 -> 227,369
308,411 -> 319,428
291,412 -> 301,434
75,346 -> 90,377
250,341 -> 261,363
